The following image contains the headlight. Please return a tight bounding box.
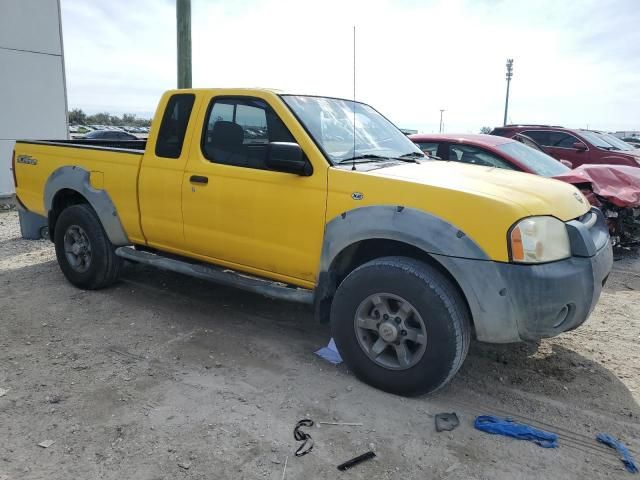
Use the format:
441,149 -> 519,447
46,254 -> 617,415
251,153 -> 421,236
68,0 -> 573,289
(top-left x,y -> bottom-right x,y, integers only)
509,216 -> 571,263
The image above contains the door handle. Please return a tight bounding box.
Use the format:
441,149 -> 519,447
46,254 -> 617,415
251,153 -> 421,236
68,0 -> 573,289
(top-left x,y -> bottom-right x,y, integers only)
190,175 -> 208,185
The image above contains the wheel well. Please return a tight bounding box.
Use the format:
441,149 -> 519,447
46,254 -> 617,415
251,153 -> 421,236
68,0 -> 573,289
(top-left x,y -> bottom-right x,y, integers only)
318,239 -> 473,328
48,189 -> 89,241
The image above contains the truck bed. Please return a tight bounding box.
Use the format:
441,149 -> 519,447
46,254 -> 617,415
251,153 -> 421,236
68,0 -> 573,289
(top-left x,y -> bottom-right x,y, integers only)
14,138 -> 146,243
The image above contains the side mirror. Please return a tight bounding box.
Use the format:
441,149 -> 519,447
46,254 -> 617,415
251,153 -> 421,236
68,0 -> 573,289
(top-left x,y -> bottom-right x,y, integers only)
573,142 -> 587,151
266,142 -> 312,176
559,159 -> 573,168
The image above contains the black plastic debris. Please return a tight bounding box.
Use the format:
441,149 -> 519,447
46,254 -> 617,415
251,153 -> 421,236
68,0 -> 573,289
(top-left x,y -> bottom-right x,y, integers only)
435,412 -> 460,432
293,419 -> 314,457
337,451 -> 376,471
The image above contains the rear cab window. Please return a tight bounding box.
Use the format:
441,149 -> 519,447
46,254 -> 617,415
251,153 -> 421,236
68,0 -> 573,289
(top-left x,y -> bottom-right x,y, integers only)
155,93 -> 196,158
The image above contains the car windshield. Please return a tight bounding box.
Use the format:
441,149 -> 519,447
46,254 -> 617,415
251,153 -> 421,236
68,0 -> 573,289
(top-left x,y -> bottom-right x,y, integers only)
578,130 -> 618,150
497,141 -> 570,177
281,95 -> 423,164
597,132 -> 634,151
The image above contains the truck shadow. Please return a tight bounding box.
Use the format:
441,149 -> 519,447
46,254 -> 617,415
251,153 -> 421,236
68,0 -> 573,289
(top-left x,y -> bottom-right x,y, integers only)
116,262 -> 639,423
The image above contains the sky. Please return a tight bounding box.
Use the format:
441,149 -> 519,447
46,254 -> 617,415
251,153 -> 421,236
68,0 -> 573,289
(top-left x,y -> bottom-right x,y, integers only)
60,0 -> 640,133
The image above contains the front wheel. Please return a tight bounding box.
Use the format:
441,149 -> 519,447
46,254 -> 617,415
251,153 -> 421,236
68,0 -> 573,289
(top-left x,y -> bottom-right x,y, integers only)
331,256 -> 470,396
54,204 -> 122,290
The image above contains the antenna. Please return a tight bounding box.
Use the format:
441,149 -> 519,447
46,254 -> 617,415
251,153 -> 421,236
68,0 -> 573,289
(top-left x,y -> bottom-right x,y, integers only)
352,25 -> 356,171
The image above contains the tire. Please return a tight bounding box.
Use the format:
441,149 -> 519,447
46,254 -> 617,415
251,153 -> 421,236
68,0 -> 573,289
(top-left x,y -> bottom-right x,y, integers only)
54,204 -> 122,290
331,256 -> 470,396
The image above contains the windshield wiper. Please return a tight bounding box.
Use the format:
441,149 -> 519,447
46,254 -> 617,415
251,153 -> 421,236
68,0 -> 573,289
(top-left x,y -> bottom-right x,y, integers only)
336,154 -> 391,164
336,152 -> 425,166
398,152 -> 425,159
393,152 -> 425,163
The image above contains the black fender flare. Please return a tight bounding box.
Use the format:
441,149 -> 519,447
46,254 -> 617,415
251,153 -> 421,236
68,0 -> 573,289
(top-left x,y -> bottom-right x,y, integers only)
44,166 -> 129,246
315,205 -> 519,342
319,205 -> 489,273
316,205 -> 486,311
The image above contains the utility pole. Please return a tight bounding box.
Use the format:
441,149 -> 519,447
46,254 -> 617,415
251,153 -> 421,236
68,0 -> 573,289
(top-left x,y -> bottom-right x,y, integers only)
177,0 -> 192,89
439,109 -> 445,133
503,58 -> 513,126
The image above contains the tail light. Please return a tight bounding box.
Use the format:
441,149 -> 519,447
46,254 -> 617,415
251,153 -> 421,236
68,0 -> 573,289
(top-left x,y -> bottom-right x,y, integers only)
11,149 -> 18,188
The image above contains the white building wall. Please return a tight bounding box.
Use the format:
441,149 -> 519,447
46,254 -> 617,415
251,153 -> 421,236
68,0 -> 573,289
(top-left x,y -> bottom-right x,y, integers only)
0,0 -> 68,197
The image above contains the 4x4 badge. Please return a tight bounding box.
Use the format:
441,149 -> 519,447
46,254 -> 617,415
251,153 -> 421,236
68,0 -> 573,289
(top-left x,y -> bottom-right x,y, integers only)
16,155 -> 37,165
573,192 -> 584,204
352,192 -> 364,200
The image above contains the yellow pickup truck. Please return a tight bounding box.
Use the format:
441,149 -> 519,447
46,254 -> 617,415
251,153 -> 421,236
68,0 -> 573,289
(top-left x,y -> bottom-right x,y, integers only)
12,88 -> 612,395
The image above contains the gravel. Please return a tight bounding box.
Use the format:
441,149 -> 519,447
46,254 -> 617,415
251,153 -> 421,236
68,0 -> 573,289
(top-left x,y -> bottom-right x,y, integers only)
0,209 -> 638,479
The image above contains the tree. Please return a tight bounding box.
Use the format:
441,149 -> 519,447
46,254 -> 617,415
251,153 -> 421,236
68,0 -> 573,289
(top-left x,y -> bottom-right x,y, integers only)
68,108 -> 152,127
90,112 -> 112,125
122,113 -> 137,124
479,126 -> 492,134
68,108 -> 87,125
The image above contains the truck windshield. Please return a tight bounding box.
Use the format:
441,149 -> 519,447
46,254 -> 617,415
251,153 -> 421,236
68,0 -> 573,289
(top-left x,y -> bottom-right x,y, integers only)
281,95 -> 423,164
497,141 -> 570,177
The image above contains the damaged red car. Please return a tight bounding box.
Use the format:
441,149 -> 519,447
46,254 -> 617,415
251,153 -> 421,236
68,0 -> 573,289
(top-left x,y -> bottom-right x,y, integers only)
409,133 -> 640,247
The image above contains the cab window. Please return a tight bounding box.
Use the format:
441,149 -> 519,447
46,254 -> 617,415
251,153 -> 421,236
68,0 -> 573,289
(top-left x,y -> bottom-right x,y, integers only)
416,142 -> 440,158
521,130 -> 550,147
448,144 -> 516,170
548,132 -> 578,148
202,97 -> 295,170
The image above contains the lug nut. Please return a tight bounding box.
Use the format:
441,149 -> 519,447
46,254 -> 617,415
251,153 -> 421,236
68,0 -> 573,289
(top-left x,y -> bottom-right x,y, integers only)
401,330 -> 407,336
394,317 -> 401,324
383,314 -> 389,320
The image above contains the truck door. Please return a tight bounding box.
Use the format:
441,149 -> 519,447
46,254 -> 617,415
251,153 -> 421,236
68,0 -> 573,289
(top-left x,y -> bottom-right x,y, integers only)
181,94 -> 327,286
138,93 -> 198,251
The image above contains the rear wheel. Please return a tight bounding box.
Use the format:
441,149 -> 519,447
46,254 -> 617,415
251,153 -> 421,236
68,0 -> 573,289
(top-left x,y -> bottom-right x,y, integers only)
331,256 -> 470,396
54,204 -> 122,289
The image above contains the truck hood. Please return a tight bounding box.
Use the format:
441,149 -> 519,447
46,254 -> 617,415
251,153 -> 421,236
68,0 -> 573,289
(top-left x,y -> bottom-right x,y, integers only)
368,161 -> 589,221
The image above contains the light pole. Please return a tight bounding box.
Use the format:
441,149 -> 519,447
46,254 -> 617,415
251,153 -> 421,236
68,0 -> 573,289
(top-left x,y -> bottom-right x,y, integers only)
177,0 -> 192,89
439,109 -> 445,133
503,58 -> 513,126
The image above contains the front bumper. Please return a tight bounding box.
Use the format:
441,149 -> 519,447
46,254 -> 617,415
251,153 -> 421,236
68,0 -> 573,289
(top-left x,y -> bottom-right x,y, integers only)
433,207 -> 613,343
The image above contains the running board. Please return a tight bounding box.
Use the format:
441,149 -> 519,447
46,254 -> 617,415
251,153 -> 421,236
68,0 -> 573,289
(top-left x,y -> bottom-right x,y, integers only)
115,247 -> 314,304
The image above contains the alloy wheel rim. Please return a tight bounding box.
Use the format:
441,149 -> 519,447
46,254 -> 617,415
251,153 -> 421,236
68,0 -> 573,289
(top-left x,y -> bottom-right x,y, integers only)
63,225 -> 92,273
354,293 -> 428,370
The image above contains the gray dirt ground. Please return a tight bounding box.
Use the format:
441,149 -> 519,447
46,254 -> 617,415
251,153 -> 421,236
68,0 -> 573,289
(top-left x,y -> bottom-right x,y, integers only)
0,209 -> 638,479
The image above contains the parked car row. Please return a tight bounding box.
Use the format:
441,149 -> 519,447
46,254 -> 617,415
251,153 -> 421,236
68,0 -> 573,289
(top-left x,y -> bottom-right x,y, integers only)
490,124 -> 640,168
622,137 -> 640,149
410,128 -> 640,247
83,129 -> 140,140
68,124 -> 150,138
